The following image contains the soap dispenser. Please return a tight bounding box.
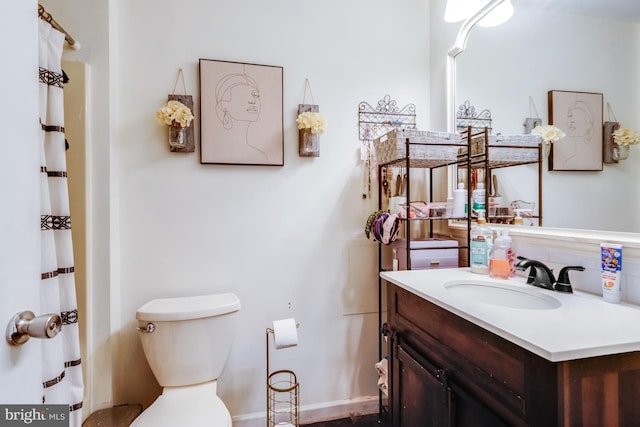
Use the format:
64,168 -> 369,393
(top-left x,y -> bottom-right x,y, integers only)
513,209 -> 531,225
470,210 -> 493,274
489,231 -> 511,279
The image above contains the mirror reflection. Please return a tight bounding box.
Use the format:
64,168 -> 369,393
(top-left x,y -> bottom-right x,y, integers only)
455,0 -> 640,232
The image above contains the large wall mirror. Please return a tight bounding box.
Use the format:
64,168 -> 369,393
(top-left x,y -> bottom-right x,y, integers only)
452,0 -> 640,232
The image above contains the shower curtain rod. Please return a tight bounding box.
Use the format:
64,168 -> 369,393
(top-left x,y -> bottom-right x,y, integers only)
38,4 -> 80,50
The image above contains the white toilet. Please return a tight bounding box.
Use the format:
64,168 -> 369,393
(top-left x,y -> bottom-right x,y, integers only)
131,293 -> 241,427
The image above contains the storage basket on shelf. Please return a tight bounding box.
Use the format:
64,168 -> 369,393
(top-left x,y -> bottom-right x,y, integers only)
373,128 -> 463,167
485,134 -> 542,164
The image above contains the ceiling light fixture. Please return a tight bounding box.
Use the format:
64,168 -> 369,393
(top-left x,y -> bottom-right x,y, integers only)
444,0 -> 482,23
444,0 -> 513,27
477,0 -> 513,27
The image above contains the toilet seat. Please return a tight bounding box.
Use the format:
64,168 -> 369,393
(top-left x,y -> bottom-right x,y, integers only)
130,382 -> 231,427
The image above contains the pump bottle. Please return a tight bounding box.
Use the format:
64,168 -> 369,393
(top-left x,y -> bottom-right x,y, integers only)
470,210 -> 492,274
513,209 -> 532,225
489,230 -> 511,279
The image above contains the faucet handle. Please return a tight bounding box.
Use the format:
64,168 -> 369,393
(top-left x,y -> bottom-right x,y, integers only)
554,266 -> 585,293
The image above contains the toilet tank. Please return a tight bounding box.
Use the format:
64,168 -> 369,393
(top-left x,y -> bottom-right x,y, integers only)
136,293 -> 241,387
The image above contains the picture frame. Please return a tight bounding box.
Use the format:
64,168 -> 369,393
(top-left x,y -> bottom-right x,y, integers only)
199,59 -> 284,166
548,90 -> 603,171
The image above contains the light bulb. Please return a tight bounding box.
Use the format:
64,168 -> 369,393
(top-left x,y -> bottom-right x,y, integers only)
444,0 -> 483,23
477,0 -> 514,27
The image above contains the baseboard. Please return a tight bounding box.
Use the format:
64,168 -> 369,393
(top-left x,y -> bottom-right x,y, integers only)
232,395 -> 379,427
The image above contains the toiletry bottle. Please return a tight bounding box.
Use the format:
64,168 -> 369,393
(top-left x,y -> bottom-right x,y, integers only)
601,243 -> 622,304
472,183 -> 486,213
470,210 -> 492,274
392,248 -> 399,271
501,229 -> 516,277
513,209 -> 524,225
489,231 -> 511,279
453,183 -> 467,217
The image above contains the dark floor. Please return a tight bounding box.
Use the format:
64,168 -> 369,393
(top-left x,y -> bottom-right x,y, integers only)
302,414 -> 386,427
82,404 -> 142,427
83,405 -> 384,427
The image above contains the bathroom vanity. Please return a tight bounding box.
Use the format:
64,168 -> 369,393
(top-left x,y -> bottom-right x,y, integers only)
381,269 -> 640,427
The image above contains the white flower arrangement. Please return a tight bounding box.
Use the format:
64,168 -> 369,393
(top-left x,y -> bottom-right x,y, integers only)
156,100 -> 194,128
531,124 -> 566,145
612,127 -> 640,146
296,111 -> 327,135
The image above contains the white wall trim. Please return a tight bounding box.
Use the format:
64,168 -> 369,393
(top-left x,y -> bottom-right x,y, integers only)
493,225 -> 640,262
231,396 -> 379,427
451,221 -> 640,261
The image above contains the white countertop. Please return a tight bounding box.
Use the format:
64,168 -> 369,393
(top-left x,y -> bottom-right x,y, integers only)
381,268 -> 640,362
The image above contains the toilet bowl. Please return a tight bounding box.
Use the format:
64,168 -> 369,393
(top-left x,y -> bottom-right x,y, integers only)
131,293 -> 241,427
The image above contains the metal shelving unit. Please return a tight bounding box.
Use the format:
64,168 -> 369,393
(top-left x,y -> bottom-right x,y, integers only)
374,126 -> 542,423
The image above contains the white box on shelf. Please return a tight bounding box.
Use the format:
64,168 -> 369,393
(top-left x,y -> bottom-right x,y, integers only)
382,238 -> 459,271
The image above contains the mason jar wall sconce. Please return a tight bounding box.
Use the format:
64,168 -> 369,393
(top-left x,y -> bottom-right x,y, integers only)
297,79 -> 326,157
603,103 -> 639,163
156,69 -> 196,152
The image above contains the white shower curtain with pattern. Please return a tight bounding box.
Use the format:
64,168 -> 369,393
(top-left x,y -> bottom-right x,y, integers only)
38,19 -> 84,426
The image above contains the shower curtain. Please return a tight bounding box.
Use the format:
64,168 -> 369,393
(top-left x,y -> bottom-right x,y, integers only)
38,19 -> 84,426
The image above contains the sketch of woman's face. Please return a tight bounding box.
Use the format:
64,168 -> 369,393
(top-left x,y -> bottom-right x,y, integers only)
221,83 -> 261,122
566,102 -> 593,139
215,74 -> 262,129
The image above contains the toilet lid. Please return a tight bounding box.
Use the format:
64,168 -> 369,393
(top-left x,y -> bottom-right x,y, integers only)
136,293 -> 240,321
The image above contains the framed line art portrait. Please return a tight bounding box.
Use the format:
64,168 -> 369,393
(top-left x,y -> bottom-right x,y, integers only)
548,90 -> 603,171
199,59 -> 284,166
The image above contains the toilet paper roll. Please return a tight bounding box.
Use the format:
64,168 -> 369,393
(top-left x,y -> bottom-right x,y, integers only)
272,318 -> 298,349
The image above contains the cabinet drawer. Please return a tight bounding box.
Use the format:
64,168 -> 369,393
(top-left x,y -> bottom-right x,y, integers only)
392,284 -> 526,392
382,239 -> 459,271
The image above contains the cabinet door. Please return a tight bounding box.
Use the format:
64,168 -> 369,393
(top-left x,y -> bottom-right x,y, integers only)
449,381 -> 510,427
393,343 -> 450,427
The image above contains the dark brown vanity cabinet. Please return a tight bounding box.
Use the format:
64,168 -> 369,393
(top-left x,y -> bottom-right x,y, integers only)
393,339 -> 509,427
386,283 -> 640,427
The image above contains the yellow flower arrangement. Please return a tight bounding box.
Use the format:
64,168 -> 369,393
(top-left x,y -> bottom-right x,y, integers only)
156,100 -> 194,128
531,125 -> 566,145
296,111 -> 327,135
612,127 -> 640,146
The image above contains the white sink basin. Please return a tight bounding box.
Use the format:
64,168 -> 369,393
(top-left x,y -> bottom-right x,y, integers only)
444,280 -> 562,310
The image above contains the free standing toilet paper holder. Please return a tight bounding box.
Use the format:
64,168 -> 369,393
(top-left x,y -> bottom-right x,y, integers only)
266,323 -> 301,427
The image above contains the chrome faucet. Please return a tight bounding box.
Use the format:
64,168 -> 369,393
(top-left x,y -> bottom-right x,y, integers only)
515,256 -> 585,293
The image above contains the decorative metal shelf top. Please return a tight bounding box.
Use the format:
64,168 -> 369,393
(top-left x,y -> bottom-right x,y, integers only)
358,95 -> 416,141
456,100 -> 492,133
